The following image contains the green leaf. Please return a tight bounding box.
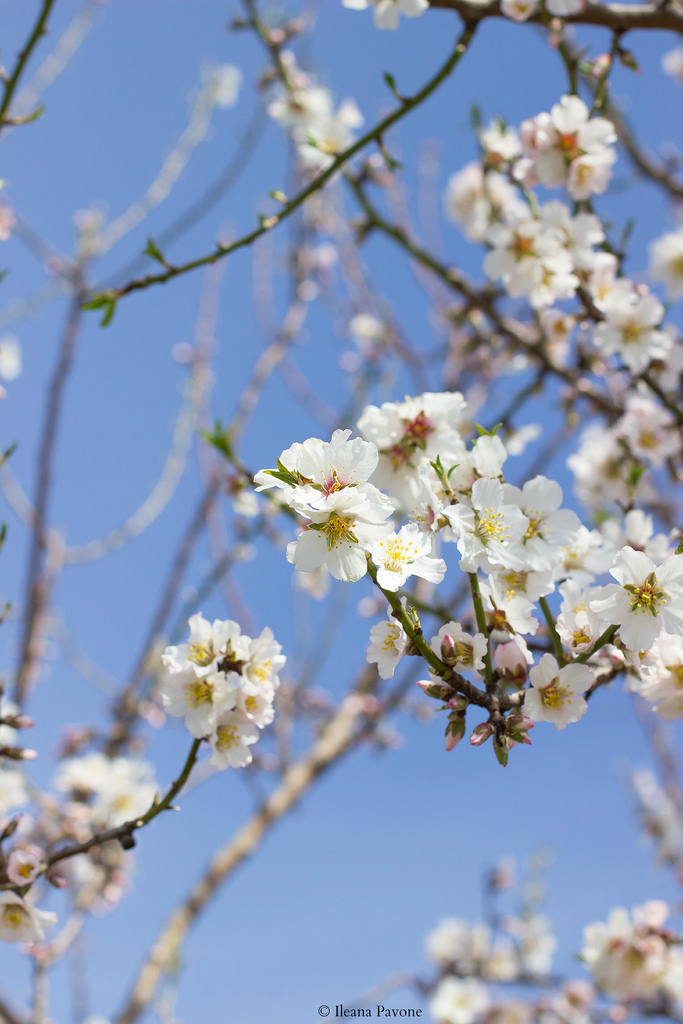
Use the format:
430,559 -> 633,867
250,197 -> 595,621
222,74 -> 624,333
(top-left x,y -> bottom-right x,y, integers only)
143,237 -> 166,264
82,291 -> 117,326
100,299 -> 116,327
0,442 -> 16,468
200,422 -> 235,462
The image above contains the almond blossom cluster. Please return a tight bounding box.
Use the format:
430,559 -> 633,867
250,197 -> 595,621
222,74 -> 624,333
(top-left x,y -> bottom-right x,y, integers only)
444,95 -> 682,385
160,613 -> 285,768
258,388 -> 683,760
423,897 -> 683,1024
581,901 -> 683,1001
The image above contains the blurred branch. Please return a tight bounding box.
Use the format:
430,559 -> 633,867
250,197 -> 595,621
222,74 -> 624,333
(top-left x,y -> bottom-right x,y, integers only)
346,171 -> 621,419
14,0 -> 101,121
97,79 -> 221,254
104,103 -> 267,289
105,477 -> 221,755
113,673 -> 409,1024
87,21 -> 479,306
47,738 -> 202,867
0,993 -> 29,1024
63,331 -> 212,565
14,273 -> 87,708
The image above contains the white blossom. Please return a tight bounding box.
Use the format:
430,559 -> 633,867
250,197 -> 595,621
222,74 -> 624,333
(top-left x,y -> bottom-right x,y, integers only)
0,893 -> 56,945
370,524 -> 446,591
430,977 -> 490,1024
591,547 -> 683,651
342,0 -> 430,30
367,614 -> 409,679
523,653 -> 591,729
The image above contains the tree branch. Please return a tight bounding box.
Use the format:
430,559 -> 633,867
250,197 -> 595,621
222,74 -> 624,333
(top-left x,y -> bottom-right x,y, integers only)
86,21 -> 478,308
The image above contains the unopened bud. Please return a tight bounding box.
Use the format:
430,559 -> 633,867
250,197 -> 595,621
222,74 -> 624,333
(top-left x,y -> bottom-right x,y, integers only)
470,722 -> 494,746
0,745 -> 37,761
547,17 -> 564,47
445,711 -> 466,752
1,714 -> 34,730
618,48 -> 640,72
591,53 -> 611,77
494,641 -> 528,685
440,634 -> 455,661
415,679 -> 450,701
46,868 -> 68,889
1,815 -> 22,841
448,694 -> 468,712
507,714 -> 534,733
494,737 -> 509,767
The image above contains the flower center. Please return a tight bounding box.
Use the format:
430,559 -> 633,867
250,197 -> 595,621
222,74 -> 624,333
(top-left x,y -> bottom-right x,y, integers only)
453,641 -> 474,664
186,679 -> 214,707
377,537 -> 418,572
499,570 -> 527,599
216,724 -> 239,750
188,642 -> 214,667
558,131 -> 581,161
476,507 -> 509,543
1,905 -> 28,931
323,469 -> 350,496
524,509 -> 543,540
403,411 -> 433,446
666,663 -> 683,689
540,679 -> 572,708
320,512 -> 358,551
512,233 -> 535,260
624,573 -> 667,617
621,320 -> 644,345
382,624 -> 402,651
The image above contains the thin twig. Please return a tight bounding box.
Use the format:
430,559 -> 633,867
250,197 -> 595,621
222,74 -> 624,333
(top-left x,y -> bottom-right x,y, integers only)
0,0 -> 57,131
88,23 -> 479,306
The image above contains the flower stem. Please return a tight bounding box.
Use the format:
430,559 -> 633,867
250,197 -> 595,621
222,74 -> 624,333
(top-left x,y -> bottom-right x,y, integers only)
539,596 -> 565,666
468,572 -> 493,690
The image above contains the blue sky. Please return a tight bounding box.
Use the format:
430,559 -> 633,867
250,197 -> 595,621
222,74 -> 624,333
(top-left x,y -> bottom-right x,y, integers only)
0,2 -> 682,1022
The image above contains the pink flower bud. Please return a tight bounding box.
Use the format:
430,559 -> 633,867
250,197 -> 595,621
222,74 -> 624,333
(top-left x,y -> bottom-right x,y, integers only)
415,679 -> 450,701
494,641 -> 528,684
0,745 -> 37,761
506,714 -> 534,733
46,868 -> 68,889
591,54 -> 612,77
470,722 -> 494,746
445,712 -> 466,752
448,695 -> 468,712
1,714 -> 34,731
